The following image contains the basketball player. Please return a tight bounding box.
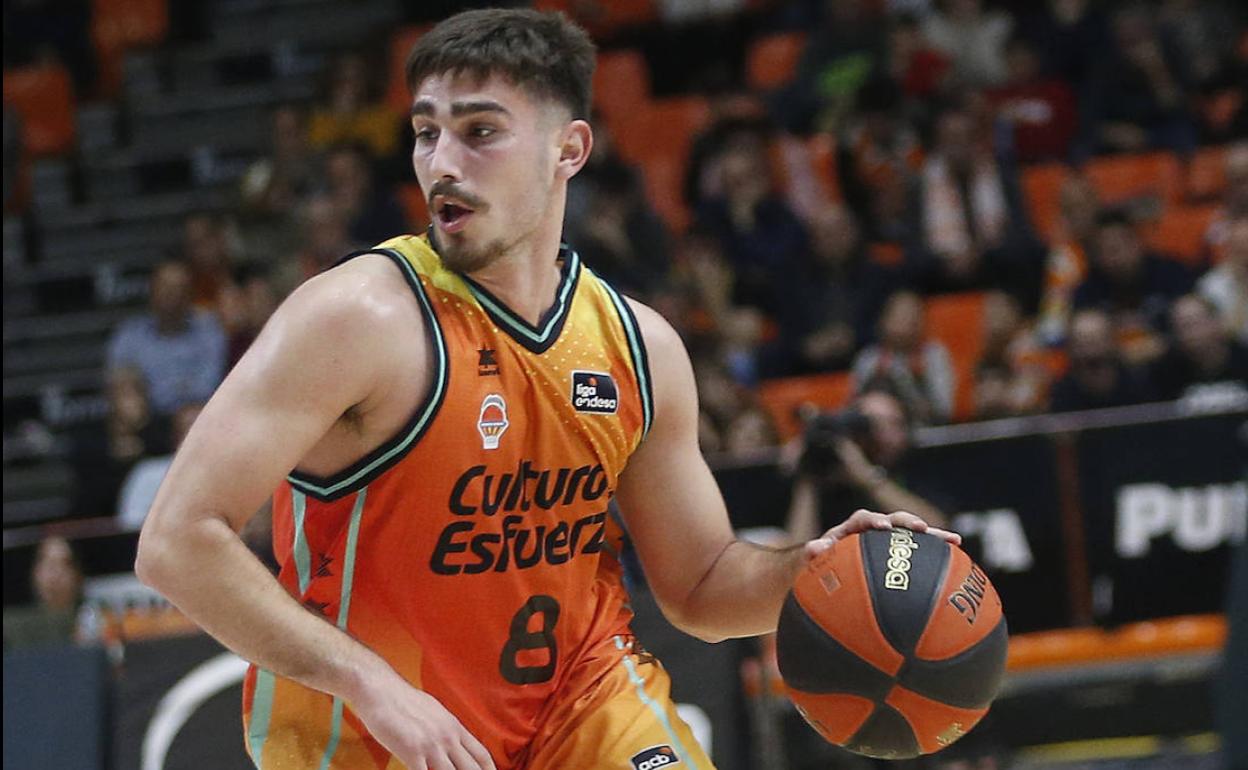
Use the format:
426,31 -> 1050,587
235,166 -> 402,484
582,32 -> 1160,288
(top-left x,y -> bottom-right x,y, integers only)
135,9 -> 959,769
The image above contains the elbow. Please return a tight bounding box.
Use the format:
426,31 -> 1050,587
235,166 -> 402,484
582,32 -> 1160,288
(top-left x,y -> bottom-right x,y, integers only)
134,522 -> 174,591
658,600 -> 728,645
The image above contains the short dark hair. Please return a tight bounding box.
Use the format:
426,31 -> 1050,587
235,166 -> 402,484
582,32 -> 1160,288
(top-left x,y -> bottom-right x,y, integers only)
406,8 -> 596,120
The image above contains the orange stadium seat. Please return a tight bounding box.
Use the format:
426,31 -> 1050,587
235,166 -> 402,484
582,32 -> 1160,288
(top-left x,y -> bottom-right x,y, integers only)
746,31 -> 807,91
1021,162 -> 1070,240
1145,205 -> 1218,266
758,372 -> 854,440
92,0 -> 168,98
1084,151 -> 1182,207
924,292 -> 987,422
611,96 -> 711,232
1185,145 -> 1229,203
387,25 -> 432,114
3,64 -> 76,157
592,49 -> 650,122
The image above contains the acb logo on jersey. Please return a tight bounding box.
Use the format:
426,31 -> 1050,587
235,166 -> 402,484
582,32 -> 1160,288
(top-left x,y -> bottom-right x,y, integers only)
571,371 -> 618,414
631,745 -> 680,770
478,394 -> 509,450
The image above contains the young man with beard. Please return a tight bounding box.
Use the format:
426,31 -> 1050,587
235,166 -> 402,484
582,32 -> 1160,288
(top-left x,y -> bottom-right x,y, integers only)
136,10 -> 956,770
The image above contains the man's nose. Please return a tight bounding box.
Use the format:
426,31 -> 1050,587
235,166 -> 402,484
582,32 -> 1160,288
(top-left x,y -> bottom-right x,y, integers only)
427,132 -> 463,182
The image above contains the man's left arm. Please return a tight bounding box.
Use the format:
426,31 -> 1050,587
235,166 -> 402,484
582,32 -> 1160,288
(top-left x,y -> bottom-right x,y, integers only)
615,301 -> 959,643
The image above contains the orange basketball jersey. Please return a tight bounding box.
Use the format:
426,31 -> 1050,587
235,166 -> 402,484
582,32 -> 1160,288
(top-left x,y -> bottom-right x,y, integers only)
242,233 -> 655,769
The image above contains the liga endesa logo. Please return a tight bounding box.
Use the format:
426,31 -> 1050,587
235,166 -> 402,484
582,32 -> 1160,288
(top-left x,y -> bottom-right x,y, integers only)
571,371 -> 618,414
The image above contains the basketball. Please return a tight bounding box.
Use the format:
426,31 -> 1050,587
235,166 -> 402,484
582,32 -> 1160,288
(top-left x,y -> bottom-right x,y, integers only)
776,527 -> 1008,758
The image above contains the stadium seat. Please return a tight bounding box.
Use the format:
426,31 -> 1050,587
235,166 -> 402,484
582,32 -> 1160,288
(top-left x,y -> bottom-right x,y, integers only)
3,64 -> 77,157
91,0 -> 169,98
924,292 -> 987,422
1185,145 -> 1229,203
1145,205 -> 1218,266
1083,151 -> 1182,207
746,31 -> 806,91
593,49 -> 650,122
386,25 -> 432,115
1021,163 -> 1071,240
611,96 -> 711,232
758,372 -> 853,440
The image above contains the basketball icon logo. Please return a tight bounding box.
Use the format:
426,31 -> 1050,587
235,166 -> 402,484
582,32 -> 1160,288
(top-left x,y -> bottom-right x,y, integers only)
478,394 -> 509,450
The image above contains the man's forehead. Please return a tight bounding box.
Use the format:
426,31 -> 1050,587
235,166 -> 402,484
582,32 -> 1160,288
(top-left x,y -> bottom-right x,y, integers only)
410,71 -> 533,116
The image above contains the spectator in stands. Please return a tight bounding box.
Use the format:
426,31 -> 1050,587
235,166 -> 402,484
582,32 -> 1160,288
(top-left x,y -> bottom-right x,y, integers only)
1078,4 -> 1196,158
294,194 -> 362,280
850,290 -> 955,423
683,98 -> 772,210
322,143 -> 409,245
117,404 -> 203,531
986,35 -> 1077,163
220,266 -> 282,367
693,356 -> 771,453
1198,213 -> 1248,343
1149,294 -> 1248,401
972,291 -> 1048,418
764,203 -> 896,377
2,0 -> 95,94
2,537 -> 84,650
694,131 -> 808,319
1020,0 -> 1110,88
67,368 -> 171,521
921,0 -> 1014,88
106,259 -> 227,416
772,0 -> 883,134
786,384 -> 948,545
1037,176 -> 1100,344
1157,0 -> 1241,91
882,13 -> 951,102
1073,209 -> 1194,362
563,160 -> 671,299
1049,308 -> 1155,412
180,211 -> 240,311
307,51 -> 399,160
836,78 -> 924,244
910,101 -> 1038,301
1204,143 -> 1248,264
238,104 -> 319,260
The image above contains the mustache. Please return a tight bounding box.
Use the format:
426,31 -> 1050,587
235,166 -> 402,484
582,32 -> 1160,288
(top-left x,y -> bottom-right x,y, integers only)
428,180 -> 487,211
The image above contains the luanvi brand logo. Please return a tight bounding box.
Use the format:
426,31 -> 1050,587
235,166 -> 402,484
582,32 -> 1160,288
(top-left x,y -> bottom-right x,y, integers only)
884,529 -> 919,590
947,564 -> 990,624
571,371 -> 618,414
631,745 -> 680,770
478,394 -> 508,449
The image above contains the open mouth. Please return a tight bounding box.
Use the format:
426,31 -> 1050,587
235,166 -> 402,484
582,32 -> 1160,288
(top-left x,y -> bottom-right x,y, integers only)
434,196 -> 475,233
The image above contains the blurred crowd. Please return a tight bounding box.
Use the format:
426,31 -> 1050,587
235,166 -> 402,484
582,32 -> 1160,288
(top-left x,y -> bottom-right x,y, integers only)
5,0 -> 1247,535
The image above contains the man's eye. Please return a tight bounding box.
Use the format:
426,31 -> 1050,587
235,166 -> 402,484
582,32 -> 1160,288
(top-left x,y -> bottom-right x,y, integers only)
414,127 -> 438,143
469,125 -> 495,139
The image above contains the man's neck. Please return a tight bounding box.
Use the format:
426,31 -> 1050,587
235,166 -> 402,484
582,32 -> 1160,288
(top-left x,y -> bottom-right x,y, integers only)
464,205 -> 567,327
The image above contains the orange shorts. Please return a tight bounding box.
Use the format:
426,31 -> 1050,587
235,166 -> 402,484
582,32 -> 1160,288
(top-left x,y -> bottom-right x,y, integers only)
520,635 -> 715,770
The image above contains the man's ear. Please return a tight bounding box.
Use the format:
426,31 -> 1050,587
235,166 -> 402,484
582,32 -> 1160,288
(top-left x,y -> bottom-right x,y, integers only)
556,119 -> 593,181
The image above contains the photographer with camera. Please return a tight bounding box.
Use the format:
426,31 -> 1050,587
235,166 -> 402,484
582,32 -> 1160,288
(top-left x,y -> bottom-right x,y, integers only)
785,384 -> 948,544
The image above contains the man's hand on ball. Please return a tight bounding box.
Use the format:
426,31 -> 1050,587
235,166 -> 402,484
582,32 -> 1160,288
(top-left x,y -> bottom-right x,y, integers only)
803,509 -> 961,562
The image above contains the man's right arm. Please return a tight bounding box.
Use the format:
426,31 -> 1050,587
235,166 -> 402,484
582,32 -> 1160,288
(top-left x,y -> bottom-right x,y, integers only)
134,260 -> 495,769
136,263 -> 400,698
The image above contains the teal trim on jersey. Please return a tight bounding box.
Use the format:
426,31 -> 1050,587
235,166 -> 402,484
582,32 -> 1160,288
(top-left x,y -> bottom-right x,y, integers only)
247,669 -> 277,767
317,487 -> 367,769
463,249 -> 580,347
286,252 -> 448,500
613,636 -> 700,769
292,489 -> 311,594
597,277 -> 654,438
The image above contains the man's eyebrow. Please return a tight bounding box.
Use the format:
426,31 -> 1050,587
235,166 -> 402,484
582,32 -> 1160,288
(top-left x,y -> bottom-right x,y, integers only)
410,99 -> 511,118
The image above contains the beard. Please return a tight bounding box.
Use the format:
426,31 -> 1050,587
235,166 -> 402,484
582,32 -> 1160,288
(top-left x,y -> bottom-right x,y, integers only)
437,231 -> 513,274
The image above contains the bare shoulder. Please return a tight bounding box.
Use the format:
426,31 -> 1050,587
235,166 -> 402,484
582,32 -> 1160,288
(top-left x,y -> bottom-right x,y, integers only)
621,296 -> 687,372
281,254 -> 424,337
